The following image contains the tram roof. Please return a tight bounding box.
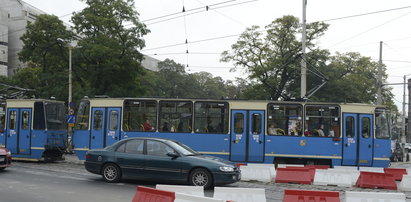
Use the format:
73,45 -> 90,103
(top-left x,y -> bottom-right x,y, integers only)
4,99 -> 65,108
81,97 -> 385,109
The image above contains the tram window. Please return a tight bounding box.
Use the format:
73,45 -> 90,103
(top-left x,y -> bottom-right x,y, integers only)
375,108 -> 390,139
109,110 -> 118,130
346,116 -> 355,138
9,111 -> 16,130
194,102 -> 228,134
93,110 -> 103,130
305,105 -> 340,138
75,100 -> 90,130
45,102 -> 66,130
33,102 -> 45,130
267,104 -> 302,136
123,100 -> 157,132
234,113 -> 244,134
362,117 -> 371,138
252,113 -> 262,134
159,101 -> 192,133
22,111 -> 29,129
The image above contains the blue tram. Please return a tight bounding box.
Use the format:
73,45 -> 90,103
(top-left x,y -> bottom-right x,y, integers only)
0,99 -> 67,161
73,98 -> 391,167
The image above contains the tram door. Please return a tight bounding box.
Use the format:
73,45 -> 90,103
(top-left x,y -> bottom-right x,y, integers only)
90,107 -> 121,149
342,113 -> 373,166
230,110 -> 265,162
6,108 -> 32,154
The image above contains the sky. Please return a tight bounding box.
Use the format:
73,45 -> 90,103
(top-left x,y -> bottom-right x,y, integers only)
21,0 -> 411,111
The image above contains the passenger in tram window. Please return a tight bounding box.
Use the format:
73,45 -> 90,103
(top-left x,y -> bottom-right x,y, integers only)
316,124 -> 325,137
177,121 -> 184,132
162,122 -> 170,132
304,122 -> 311,136
290,121 -> 302,136
268,123 -> 278,135
143,119 -> 154,131
207,119 -> 217,133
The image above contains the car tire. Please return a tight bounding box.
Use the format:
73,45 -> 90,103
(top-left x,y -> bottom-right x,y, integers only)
189,168 -> 213,189
0,167 -> 5,171
102,163 -> 122,183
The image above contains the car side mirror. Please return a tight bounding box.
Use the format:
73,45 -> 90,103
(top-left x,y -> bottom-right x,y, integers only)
167,152 -> 179,158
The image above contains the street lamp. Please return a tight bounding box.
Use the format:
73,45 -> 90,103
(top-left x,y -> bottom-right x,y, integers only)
57,38 -> 77,153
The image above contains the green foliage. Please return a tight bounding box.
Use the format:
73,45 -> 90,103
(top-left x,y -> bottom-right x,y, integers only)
71,0 -> 149,97
222,15 -> 329,100
18,14 -> 73,100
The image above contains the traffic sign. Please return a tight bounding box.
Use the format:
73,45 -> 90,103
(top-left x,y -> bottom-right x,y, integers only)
67,115 -> 76,124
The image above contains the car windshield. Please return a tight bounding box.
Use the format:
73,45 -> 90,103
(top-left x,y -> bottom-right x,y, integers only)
166,140 -> 199,156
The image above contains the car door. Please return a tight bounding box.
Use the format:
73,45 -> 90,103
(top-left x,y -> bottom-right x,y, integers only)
144,140 -> 188,181
115,139 -> 146,178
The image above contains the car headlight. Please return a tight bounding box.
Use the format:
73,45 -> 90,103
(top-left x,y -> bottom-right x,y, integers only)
219,166 -> 234,172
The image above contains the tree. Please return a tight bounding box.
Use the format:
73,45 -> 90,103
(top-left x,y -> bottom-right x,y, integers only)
221,15 -> 328,100
71,0 -> 149,97
18,14 -> 74,100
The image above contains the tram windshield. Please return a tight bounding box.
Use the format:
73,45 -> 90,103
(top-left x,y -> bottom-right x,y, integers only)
375,108 -> 390,139
45,102 -> 66,130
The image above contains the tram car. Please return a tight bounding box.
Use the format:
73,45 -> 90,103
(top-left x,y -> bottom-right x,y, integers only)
73,97 -> 391,167
0,99 -> 67,161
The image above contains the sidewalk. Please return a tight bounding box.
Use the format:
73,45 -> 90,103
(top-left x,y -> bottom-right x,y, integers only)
63,153 -> 84,165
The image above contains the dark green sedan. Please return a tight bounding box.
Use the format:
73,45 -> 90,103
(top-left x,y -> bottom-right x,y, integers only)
84,137 -> 241,188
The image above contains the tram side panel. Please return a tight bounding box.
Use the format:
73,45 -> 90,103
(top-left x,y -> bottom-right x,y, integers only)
266,135 -> 342,166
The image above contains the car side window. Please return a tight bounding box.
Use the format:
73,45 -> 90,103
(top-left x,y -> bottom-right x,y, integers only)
147,140 -> 173,156
124,140 -> 144,154
116,143 -> 126,152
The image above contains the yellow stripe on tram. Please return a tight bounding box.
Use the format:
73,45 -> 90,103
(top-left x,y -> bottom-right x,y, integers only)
265,153 -> 342,159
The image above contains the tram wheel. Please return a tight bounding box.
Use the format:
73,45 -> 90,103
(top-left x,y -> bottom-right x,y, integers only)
102,163 -> 122,183
189,168 -> 213,189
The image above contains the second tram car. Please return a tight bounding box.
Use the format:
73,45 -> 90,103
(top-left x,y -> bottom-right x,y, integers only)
73,97 -> 391,167
0,99 -> 67,161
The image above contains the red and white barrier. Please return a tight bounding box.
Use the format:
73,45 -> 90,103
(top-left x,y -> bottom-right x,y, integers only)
213,187 -> 266,202
345,191 -> 405,202
132,186 -> 175,202
156,184 -> 204,196
175,193 -> 225,202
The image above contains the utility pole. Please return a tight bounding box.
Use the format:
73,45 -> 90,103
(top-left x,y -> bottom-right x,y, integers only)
300,0 -> 307,99
377,41 -> 383,105
403,75 -> 407,161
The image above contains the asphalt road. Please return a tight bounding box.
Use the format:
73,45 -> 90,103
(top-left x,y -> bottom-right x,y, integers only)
1,157 -> 411,202
0,164 -> 139,202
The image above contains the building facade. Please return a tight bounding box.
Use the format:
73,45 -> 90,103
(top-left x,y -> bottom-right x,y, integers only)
0,0 -> 159,78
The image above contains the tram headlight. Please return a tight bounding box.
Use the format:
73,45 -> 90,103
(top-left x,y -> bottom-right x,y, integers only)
219,166 -> 234,172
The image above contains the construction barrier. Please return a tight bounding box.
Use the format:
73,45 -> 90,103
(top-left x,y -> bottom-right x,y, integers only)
313,169 -> 352,187
384,168 -> 407,181
344,191 -> 406,202
244,163 -> 276,179
358,167 -> 384,173
175,193 -> 225,202
277,164 -> 304,168
283,189 -> 340,202
305,165 -> 330,169
327,169 -> 360,186
275,167 -> 312,184
355,171 -> 397,190
156,184 -> 204,196
240,165 -> 273,182
132,186 -> 175,202
399,175 -> 411,191
333,166 -> 358,171
213,187 -> 266,202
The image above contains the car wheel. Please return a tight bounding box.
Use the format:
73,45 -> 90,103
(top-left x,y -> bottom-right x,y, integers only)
102,163 -> 121,183
0,167 -> 5,171
189,168 -> 213,189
